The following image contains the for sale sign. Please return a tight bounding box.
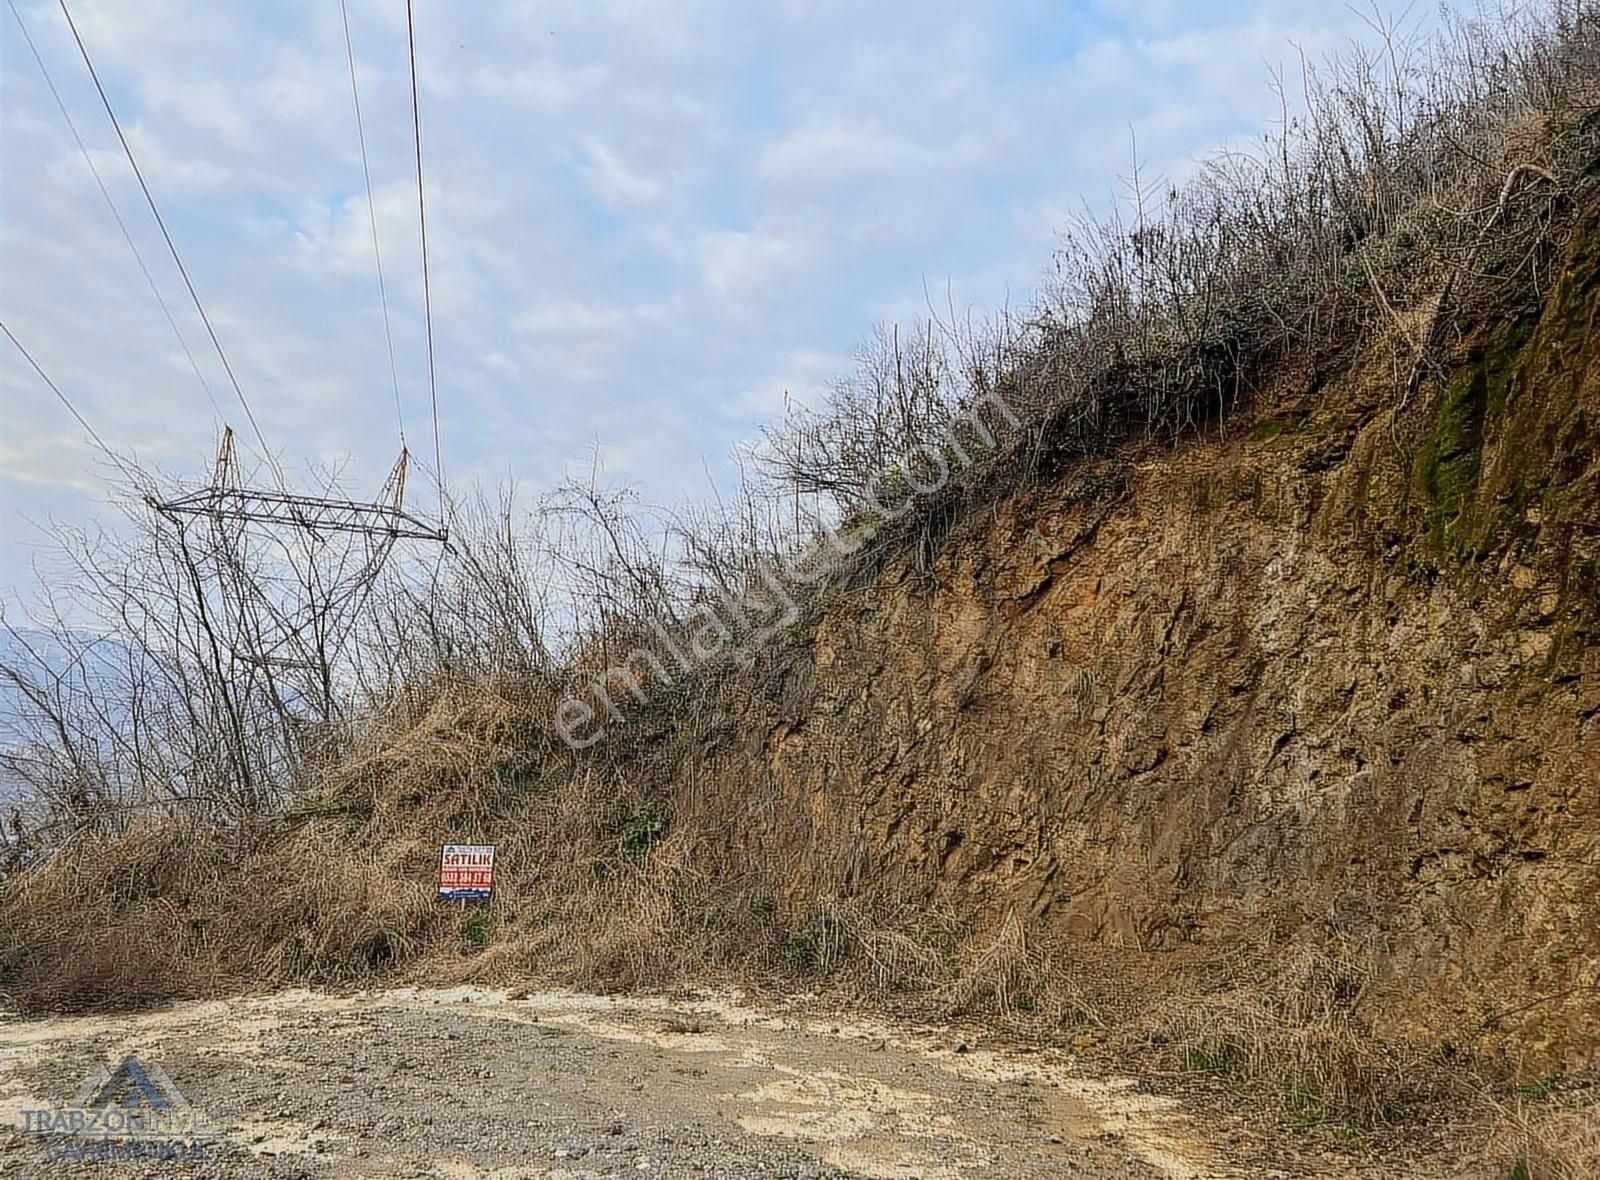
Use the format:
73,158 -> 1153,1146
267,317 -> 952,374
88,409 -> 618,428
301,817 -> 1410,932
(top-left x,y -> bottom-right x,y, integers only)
438,844 -> 495,901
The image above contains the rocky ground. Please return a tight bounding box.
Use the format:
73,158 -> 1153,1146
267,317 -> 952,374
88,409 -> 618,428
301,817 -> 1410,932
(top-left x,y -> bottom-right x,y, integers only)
0,985 -> 1374,1179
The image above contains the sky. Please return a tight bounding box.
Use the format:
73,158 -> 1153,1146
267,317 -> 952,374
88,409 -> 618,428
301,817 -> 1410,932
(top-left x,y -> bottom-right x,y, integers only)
0,0 -> 1455,612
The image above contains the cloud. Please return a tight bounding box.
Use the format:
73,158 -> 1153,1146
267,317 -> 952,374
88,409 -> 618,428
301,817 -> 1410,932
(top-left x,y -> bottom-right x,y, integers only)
580,138 -> 666,211
1,0 -> 1461,609
756,122 -> 946,193
696,226 -> 813,305
734,347 -> 849,420
511,298 -> 629,386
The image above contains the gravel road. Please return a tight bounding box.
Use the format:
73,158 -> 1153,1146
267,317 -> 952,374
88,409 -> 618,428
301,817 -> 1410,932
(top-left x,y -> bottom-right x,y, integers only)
0,986 -> 1217,1179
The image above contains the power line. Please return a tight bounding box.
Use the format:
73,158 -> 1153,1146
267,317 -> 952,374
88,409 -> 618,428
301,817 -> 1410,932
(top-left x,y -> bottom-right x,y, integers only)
405,0 -> 444,497
339,0 -> 405,447
6,0 -> 225,425
1,319 -> 141,485
55,0 -> 282,486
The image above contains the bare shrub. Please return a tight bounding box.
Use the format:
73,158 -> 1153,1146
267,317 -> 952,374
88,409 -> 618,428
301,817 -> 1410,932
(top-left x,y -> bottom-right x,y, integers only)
0,13 -> 1597,1165
939,909 -> 1047,1018
754,1 -> 1600,527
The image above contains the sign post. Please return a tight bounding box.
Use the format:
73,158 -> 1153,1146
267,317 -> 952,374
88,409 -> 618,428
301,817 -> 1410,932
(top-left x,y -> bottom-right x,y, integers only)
438,844 -> 495,903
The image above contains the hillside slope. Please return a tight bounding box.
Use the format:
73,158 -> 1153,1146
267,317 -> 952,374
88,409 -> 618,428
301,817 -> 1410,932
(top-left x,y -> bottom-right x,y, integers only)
3,135 -> 1598,1180
657,191 -> 1600,1081
699,192 -> 1600,1077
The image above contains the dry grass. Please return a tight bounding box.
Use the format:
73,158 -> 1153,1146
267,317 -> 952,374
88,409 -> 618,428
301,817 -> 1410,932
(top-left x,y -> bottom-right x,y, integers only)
0,687 -> 535,1009
0,684 -> 1083,1023
936,908 -> 1095,1029
0,676 -> 1586,1180
1479,1096 -> 1600,1179
0,824 -> 237,1010
1516,1105 -> 1600,1179
2,20 -> 1597,1169
1131,940 -> 1449,1127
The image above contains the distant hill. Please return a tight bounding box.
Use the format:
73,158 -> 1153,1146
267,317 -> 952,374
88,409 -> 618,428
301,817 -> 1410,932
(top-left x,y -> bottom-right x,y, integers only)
0,629 -> 48,808
0,627 -> 123,808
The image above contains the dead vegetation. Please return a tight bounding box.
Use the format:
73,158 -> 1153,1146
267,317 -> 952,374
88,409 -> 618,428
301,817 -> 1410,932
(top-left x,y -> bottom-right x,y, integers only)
1125,940 -> 1451,1127
3,1 -> 1600,1173
5,1 -> 1597,841
1,676 -> 1597,1177
1487,1098 -> 1600,1179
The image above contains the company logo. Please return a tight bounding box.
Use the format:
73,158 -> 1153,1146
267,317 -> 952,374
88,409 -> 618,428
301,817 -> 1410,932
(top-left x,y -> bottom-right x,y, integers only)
18,1054 -> 215,1163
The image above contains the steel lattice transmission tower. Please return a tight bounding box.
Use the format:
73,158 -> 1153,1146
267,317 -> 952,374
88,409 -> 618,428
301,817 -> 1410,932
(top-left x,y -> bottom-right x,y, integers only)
152,427 -> 447,543
146,427 -> 447,719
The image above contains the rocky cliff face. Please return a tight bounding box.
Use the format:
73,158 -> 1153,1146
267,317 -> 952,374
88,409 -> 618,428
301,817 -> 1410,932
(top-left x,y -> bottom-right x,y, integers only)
707,198 -> 1600,1073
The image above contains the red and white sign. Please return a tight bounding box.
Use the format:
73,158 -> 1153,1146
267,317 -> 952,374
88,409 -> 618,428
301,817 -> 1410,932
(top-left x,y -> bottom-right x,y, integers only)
438,844 -> 495,900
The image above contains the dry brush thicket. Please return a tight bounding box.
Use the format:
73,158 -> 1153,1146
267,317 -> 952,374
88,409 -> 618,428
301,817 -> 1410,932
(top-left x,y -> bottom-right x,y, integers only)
3,0 -> 1600,1164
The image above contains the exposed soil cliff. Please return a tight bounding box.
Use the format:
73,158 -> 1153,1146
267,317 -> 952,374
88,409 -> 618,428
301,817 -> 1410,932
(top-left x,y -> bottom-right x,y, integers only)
4,150 -> 1598,1180
696,195 -> 1600,1076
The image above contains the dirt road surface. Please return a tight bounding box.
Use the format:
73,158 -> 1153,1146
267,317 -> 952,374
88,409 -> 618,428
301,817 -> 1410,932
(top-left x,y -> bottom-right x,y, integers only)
0,986 -> 1305,1178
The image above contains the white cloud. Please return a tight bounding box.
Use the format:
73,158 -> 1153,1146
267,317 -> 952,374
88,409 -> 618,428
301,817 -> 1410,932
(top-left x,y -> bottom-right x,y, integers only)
734,347 -> 848,419
511,299 -> 629,385
580,138 -> 665,211
757,122 -> 943,192
2,0 -> 1466,606
696,227 -> 812,304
